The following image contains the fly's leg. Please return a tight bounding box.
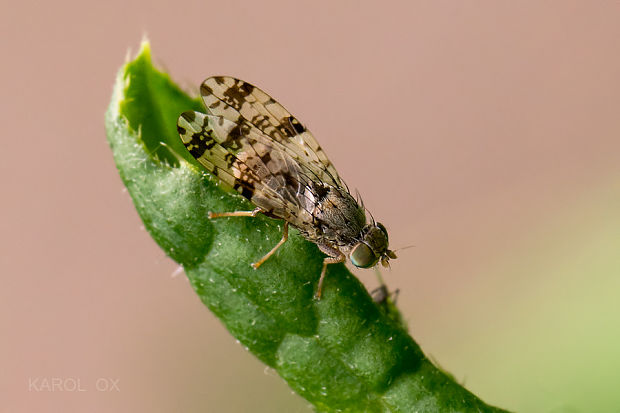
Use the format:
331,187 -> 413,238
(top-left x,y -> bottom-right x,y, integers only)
315,242 -> 346,299
208,207 -> 262,219
316,254 -> 346,299
251,222 -> 288,269
208,207 -> 288,270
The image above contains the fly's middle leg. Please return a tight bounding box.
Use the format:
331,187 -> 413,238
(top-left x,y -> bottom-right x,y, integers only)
251,222 -> 289,269
209,207 -> 288,269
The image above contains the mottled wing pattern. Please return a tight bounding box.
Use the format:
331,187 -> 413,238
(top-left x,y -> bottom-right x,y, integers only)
177,111 -> 312,222
200,76 -> 344,189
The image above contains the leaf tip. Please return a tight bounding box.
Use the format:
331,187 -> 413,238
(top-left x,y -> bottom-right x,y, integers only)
138,35 -> 151,59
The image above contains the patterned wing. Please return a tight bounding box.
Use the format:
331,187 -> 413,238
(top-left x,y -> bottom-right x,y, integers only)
199,76 -> 345,190
177,110 -> 318,223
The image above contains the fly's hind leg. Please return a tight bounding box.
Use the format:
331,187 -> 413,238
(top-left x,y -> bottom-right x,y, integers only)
251,222 -> 289,269
315,242 -> 346,300
208,207 -> 262,219
208,207 -> 288,270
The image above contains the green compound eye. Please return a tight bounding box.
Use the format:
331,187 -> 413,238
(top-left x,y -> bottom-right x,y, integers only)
350,243 -> 379,269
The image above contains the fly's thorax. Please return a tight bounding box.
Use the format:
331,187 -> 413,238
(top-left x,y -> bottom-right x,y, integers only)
350,223 -> 396,269
302,184 -> 366,243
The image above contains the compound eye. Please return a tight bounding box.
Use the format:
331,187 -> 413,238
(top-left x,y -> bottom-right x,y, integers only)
350,243 -> 378,269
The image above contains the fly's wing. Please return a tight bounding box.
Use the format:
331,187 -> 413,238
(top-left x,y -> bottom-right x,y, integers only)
199,76 -> 345,191
177,111 -> 315,221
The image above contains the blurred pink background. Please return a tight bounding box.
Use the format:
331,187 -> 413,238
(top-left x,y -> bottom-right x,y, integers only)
2,1 -> 619,412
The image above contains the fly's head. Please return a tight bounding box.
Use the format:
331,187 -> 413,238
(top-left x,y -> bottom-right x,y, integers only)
350,223 -> 397,269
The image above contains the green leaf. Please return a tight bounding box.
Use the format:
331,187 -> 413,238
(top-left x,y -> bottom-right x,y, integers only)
105,41 -> 510,413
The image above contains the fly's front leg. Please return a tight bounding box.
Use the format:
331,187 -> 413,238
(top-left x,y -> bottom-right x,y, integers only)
251,222 -> 288,269
315,242 -> 346,299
